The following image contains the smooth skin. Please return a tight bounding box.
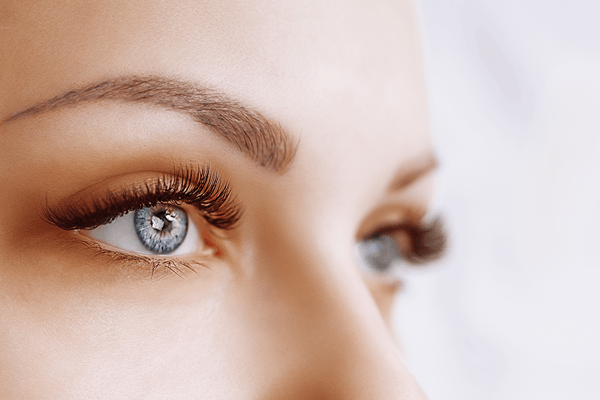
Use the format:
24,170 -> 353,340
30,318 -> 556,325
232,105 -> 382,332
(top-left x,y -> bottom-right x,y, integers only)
0,0 -> 434,398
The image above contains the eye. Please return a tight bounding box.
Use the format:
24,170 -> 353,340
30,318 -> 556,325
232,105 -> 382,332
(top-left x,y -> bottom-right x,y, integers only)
85,204 -> 201,256
354,233 -> 406,281
354,218 -> 447,281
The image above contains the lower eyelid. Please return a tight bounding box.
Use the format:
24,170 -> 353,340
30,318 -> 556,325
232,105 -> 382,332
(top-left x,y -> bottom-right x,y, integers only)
74,205 -> 219,278
71,233 -> 210,280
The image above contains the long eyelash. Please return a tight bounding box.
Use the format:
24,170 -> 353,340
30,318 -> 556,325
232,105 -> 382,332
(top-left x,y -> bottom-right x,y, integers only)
367,217 -> 447,265
41,164 -> 242,231
402,217 -> 447,264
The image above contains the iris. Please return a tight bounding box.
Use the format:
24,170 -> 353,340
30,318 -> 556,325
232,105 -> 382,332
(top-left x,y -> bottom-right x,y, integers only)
133,205 -> 188,254
354,235 -> 401,276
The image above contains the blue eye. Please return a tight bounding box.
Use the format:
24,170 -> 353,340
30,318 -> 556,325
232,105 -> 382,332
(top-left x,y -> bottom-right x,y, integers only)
354,234 -> 403,280
133,205 -> 188,254
354,218 -> 448,280
86,204 -> 200,256
355,235 -> 400,272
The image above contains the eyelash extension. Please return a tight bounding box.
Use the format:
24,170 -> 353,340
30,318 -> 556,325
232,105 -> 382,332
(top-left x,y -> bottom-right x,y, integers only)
41,164 -> 242,231
365,217 -> 447,265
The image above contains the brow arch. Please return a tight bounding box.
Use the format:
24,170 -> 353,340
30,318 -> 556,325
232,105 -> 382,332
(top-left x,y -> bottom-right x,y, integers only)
4,76 -> 298,173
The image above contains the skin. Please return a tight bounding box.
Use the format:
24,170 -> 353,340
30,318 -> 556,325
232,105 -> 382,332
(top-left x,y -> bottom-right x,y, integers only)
0,0 -> 435,398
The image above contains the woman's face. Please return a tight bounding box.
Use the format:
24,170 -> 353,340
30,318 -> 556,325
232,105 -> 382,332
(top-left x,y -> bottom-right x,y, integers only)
0,0 -> 440,398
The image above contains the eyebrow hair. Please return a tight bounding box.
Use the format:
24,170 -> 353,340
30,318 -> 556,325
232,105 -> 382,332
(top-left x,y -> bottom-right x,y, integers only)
389,151 -> 438,192
3,76 -> 298,172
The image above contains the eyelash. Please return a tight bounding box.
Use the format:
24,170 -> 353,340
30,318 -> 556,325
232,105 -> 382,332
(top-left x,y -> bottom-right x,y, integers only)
42,164 -> 242,231
41,165 -> 240,277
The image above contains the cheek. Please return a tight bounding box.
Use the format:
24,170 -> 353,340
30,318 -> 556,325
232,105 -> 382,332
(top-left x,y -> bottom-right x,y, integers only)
0,263 -> 258,398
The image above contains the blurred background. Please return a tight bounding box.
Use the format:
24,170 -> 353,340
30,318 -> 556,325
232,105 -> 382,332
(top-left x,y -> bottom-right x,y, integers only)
393,1 -> 600,399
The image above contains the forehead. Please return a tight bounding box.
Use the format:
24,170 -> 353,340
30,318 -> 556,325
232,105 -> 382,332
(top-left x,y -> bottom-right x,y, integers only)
1,0 -> 430,204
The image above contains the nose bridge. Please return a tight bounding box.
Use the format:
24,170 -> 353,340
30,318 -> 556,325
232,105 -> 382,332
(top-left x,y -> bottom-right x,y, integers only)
249,231 -> 427,399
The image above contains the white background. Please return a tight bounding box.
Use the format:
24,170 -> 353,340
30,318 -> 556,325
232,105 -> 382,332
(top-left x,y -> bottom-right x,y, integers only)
394,1 -> 600,399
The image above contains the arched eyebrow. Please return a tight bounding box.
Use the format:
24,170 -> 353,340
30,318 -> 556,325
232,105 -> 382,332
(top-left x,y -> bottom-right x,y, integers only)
3,76 -> 298,173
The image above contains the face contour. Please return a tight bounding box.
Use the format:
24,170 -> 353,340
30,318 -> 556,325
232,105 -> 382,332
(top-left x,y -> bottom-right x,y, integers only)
0,0 -> 440,398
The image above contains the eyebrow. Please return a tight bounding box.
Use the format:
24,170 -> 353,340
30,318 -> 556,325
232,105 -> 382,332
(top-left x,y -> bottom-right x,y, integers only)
3,76 -> 297,172
389,151 -> 438,192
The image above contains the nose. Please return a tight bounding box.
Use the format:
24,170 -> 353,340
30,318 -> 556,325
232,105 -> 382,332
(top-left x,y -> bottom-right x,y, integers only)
245,233 -> 429,399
